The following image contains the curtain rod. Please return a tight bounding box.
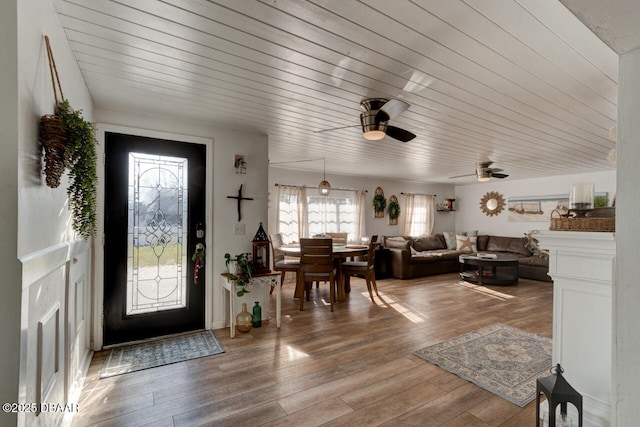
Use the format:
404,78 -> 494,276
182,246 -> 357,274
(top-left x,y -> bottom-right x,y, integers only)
400,192 -> 436,197
275,183 -> 367,193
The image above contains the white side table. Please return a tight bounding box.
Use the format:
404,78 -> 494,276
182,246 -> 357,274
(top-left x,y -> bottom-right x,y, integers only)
220,272 -> 280,338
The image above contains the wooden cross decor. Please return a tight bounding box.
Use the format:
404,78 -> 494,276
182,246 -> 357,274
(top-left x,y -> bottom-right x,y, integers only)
227,184 -> 254,221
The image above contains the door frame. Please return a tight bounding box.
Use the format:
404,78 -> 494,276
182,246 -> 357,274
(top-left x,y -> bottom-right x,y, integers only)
93,124 -> 213,350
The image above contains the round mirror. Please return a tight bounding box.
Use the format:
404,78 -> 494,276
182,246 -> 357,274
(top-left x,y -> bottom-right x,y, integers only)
480,191 -> 505,217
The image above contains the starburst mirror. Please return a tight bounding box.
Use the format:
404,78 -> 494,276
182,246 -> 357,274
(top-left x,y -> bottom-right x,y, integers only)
480,191 -> 506,217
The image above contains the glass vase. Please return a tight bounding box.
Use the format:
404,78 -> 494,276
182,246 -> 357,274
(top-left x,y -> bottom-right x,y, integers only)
236,303 -> 252,333
252,301 -> 262,328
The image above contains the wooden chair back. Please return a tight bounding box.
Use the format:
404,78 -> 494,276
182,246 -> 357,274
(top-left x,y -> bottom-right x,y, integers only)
270,233 -> 285,264
299,238 -> 333,270
297,238 -> 335,310
325,232 -> 348,245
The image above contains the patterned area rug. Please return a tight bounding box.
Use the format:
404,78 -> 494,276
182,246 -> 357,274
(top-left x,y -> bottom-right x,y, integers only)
414,323 -> 551,407
100,330 -> 224,378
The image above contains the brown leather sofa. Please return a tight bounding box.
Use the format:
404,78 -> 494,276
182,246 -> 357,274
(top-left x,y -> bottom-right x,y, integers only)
383,234 -> 551,282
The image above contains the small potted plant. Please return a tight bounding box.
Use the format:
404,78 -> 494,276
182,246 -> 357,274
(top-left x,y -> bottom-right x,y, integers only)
224,253 -> 253,296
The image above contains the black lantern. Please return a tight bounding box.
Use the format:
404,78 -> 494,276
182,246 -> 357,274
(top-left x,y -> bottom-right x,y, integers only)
251,222 -> 270,275
536,364 -> 583,427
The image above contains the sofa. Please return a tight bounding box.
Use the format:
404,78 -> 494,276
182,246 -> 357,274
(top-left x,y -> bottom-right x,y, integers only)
383,233 -> 551,282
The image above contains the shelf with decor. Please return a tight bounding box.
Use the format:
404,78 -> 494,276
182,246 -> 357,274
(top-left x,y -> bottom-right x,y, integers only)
437,198 -> 456,212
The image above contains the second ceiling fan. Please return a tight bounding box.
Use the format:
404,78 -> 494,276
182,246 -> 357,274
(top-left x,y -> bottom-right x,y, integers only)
450,161 -> 509,182
317,98 -> 416,142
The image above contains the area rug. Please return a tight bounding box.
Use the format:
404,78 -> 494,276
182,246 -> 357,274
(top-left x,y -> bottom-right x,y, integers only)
413,323 -> 551,407
100,330 -> 224,378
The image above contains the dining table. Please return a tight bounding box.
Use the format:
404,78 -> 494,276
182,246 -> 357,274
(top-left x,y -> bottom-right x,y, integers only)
279,244 -> 370,301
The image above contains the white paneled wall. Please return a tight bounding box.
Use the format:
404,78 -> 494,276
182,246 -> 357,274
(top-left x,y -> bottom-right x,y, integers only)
19,241 -> 92,427
454,171 -> 616,236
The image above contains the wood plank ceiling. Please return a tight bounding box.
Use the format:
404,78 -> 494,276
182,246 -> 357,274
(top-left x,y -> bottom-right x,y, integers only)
52,0 -> 618,183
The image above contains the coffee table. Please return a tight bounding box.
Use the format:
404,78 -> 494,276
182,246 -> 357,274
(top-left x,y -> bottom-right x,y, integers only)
459,254 -> 519,286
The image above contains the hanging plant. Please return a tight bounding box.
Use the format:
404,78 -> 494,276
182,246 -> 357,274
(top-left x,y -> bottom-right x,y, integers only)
387,199 -> 401,220
372,194 -> 387,213
58,99 -> 98,240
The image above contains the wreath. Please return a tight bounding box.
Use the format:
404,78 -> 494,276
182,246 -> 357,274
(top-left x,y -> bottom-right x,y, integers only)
387,200 -> 401,220
372,194 -> 387,213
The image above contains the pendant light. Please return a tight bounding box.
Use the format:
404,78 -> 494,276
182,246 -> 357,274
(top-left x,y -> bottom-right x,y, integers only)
318,157 -> 331,196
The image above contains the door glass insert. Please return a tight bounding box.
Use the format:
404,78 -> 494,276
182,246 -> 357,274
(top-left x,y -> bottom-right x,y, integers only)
127,152 -> 188,315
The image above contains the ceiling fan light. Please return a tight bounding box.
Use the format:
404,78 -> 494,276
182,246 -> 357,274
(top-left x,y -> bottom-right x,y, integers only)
360,111 -> 387,140
363,130 -> 386,140
477,169 -> 491,182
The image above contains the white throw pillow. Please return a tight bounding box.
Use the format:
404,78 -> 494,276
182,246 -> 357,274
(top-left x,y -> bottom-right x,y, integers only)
456,235 -> 477,252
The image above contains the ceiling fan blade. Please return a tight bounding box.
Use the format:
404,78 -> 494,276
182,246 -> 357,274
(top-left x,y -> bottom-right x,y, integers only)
313,124 -> 359,133
449,173 -> 476,179
385,126 -> 416,142
489,167 -> 504,173
375,99 -> 410,122
491,172 -> 509,179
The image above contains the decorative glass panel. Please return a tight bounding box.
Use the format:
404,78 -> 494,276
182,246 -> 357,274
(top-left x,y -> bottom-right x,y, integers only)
126,153 -> 188,315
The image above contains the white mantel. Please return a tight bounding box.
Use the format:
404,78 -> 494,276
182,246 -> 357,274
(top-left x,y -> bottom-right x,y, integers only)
537,230 -> 615,427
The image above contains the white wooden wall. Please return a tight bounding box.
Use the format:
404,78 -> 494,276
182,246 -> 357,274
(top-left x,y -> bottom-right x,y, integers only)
18,241 -> 92,427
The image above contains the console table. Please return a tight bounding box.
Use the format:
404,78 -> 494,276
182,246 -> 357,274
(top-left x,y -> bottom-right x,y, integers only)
220,272 -> 280,338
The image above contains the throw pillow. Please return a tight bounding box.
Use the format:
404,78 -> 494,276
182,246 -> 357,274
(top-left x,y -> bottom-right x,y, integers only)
443,231 -> 457,249
413,235 -> 445,251
385,237 -> 409,250
444,230 -> 478,249
456,234 -> 477,252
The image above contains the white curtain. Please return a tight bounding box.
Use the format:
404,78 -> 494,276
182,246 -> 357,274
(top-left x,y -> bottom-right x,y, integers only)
400,193 -> 435,236
276,185 -> 307,244
425,194 -> 435,235
399,193 -> 415,236
353,190 -> 367,243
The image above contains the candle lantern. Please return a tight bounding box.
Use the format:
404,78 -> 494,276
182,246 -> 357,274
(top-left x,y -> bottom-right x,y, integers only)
569,182 -> 594,210
251,222 -> 270,275
536,364 -> 583,427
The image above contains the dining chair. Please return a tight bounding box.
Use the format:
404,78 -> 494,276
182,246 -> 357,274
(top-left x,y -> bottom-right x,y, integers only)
269,233 -> 299,294
296,238 -> 335,311
341,241 -> 379,303
325,232 -> 348,245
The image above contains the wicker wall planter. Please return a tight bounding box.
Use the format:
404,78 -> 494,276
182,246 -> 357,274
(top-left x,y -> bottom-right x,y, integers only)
372,187 -> 386,218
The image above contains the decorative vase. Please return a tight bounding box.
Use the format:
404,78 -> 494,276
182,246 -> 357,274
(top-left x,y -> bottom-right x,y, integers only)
236,303 -> 252,333
252,301 -> 262,328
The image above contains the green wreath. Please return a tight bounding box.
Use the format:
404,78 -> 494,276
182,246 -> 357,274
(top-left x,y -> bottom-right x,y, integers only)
372,194 -> 387,213
387,200 -> 401,220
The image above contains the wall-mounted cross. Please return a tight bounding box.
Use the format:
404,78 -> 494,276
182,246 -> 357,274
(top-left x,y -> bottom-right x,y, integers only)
227,184 -> 254,221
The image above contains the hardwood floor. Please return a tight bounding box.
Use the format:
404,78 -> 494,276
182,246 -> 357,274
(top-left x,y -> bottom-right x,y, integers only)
73,273 -> 553,426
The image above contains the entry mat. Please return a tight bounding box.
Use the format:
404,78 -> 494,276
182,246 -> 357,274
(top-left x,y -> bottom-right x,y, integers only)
100,330 -> 225,378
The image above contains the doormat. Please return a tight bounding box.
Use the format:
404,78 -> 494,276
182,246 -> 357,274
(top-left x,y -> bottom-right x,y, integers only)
413,323 -> 551,407
100,330 -> 224,379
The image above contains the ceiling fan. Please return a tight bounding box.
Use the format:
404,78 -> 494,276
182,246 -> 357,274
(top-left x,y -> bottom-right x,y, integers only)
316,98 -> 416,143
449,161 -> 509,182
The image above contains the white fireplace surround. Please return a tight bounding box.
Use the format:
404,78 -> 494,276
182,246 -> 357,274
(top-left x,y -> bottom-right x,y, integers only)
537,230 -> 615,427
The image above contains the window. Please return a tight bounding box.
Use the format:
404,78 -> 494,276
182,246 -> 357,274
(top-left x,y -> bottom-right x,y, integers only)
400,194 -> 435,237
307,189 -> 355,238
277,186 -> 365,244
